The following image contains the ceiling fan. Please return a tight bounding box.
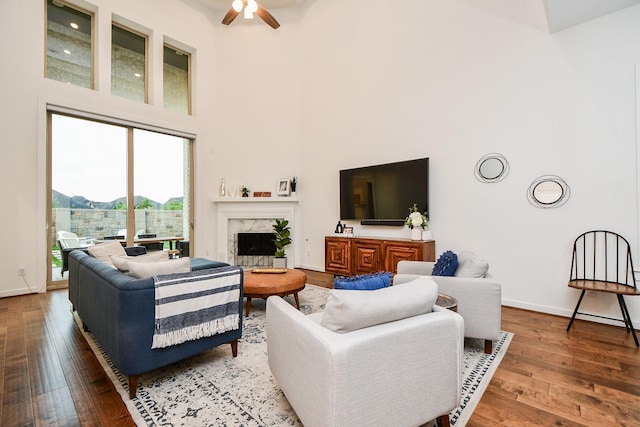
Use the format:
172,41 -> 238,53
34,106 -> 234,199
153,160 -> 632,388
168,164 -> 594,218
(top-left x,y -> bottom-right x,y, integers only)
222,0 -> 281,29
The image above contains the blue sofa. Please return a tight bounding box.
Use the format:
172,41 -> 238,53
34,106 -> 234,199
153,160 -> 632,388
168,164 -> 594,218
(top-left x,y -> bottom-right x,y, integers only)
68,249 -> 244,398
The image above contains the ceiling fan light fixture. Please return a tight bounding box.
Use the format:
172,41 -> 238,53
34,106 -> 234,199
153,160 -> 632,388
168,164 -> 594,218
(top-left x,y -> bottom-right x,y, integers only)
232,0 -> 243,12
243,7 -> 253,19
247,0 -> 258,13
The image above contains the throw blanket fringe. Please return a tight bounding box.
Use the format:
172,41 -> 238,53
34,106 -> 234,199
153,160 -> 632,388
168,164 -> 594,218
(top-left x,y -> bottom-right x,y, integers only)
152,313 -> 240,349
152,266 -> 242,349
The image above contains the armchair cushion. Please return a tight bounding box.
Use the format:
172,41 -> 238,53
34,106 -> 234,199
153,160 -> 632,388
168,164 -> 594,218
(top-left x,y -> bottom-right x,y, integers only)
432,250 -> 458,276
455,251 -> 489,278
333,271 -> 392,290
321,277 -> 437,333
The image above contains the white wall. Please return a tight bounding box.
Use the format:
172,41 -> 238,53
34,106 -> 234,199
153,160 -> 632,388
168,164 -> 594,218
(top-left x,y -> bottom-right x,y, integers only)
293,0 -> 640,326
2,0 -> 640,328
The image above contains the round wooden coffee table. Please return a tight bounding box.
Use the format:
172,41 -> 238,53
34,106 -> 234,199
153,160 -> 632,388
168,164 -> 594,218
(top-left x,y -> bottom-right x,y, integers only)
243,268 -> 307,316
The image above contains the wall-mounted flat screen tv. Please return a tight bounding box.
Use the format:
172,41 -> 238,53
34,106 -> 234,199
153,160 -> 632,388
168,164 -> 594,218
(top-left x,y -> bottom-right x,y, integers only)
339,158 -> 429,226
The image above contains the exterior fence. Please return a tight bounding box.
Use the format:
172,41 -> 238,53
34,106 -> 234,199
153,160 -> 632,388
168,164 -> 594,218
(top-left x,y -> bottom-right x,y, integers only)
52,208 -> 184,247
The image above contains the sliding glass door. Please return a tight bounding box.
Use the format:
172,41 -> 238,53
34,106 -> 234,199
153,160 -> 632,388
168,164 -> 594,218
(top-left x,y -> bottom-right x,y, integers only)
48,112 -> 193,286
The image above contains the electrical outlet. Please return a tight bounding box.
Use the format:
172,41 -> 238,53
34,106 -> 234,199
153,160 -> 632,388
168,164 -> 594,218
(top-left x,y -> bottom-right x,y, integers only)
18,266 -> 26,276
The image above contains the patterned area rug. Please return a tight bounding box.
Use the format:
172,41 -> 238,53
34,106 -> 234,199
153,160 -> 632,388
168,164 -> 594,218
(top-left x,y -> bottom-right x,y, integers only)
77,284 -> 512,426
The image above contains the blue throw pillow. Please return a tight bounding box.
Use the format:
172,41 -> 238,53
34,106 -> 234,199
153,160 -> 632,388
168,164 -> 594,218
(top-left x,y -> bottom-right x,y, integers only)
432,251 -> 458,276
333,272 -> 392,290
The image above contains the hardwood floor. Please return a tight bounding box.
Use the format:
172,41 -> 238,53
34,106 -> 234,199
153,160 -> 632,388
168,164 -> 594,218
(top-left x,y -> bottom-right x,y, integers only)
1,270 -> 639,426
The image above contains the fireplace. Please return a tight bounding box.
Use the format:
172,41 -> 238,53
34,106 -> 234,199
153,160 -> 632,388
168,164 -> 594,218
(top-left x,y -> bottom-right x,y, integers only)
235,232 -> 276,268
214,198 -> 298,268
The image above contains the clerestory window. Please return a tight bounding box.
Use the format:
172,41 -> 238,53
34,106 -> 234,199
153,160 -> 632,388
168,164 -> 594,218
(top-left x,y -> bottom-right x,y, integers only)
112,24 -> 148,103
46,0 -> 94,88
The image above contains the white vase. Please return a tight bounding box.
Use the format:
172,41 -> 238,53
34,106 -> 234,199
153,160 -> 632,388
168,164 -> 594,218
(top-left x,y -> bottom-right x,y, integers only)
422,229 -> 433,241
410,228 -> 422,241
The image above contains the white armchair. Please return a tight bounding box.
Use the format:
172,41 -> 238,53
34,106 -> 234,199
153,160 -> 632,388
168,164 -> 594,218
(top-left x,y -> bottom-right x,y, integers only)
266,278 -> 464,427
396,259 -> 501,353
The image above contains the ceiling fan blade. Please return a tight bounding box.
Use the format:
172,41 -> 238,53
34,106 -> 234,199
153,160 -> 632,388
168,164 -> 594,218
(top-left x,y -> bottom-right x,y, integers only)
222,8 -> 240,25
256,4 -> 280,29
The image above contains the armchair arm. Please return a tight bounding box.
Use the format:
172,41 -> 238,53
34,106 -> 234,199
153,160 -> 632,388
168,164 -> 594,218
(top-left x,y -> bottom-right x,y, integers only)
266,296 -> 464,427
432,274 -> 501,341
397,260 -> 435,275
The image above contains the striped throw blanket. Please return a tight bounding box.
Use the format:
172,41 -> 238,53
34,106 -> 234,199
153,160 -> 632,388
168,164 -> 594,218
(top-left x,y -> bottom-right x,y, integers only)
152,266 -> 242,349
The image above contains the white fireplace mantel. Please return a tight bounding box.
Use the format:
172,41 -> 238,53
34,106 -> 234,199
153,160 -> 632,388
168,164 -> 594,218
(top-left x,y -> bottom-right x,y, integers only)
213,197 -> 298,266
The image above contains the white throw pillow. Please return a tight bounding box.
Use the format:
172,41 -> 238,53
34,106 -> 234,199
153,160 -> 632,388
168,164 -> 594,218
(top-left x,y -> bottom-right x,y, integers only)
320,277 -> 438,333
455,251 -> 489,278
110,251 -> 169,273
128,257 -> 191,279
87,241 -> 127,267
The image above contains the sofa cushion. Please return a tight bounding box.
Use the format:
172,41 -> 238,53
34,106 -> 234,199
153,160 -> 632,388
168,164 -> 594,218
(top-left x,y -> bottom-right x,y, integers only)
320,277 -> 437,333
333,272 -> 392,290
111,251 -> 169,273
432,250 -> 458,276
128,257 -> 192,279
455,251 -> 489,278
88,241 -> 127,267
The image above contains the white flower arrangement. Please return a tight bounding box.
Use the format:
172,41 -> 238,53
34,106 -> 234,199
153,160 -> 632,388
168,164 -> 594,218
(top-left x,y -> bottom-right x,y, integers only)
405,204 -> 428,230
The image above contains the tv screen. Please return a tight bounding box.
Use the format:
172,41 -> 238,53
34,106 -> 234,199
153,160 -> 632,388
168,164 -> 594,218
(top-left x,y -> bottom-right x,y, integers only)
339,158 -> 429,225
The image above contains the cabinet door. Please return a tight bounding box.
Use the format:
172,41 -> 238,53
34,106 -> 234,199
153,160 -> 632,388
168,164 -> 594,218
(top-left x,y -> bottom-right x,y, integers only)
325,238 -> 351,275
384,243 -> 423,274
353,240 -> 383,275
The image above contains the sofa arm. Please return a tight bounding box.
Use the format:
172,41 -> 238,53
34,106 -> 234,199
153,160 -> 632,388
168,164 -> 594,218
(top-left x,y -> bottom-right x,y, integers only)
266,296 -> 464,427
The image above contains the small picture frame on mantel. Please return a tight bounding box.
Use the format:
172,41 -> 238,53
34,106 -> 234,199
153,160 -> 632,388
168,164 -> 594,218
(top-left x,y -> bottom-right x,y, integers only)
277,179 -> 290,196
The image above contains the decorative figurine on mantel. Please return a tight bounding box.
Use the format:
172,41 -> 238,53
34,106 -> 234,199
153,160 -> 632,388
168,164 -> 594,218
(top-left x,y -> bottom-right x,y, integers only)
241,185 -> 250,197
219,178 -> 227,197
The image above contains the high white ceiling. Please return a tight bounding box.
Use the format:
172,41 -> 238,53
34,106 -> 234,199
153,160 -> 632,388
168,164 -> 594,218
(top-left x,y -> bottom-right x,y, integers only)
545,0 -> 640,32
193,0 -> 640,33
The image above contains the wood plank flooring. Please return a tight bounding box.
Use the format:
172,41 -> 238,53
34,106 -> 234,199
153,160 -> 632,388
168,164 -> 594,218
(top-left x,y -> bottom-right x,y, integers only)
1,269 -> 639,426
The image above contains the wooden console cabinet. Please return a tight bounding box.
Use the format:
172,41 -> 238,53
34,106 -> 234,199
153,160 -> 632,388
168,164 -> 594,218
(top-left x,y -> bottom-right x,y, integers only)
325,236 -> 435,275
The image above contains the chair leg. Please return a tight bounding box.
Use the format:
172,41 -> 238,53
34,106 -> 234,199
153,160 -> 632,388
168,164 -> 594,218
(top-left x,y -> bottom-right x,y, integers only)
616,295 -> 631,332
617,295 -> 639,347
484,339 -> 492,354
435,414 -> 450,427
128,375 -> 139,399
566,290 -> 586,332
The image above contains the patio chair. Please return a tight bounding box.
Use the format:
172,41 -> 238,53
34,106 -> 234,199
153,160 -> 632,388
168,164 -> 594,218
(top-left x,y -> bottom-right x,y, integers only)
57,231 -> 93,277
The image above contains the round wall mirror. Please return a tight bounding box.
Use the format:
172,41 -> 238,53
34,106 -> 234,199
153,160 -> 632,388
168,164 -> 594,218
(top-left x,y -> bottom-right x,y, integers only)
475,153 -> 509,183
527,175 -> 570,208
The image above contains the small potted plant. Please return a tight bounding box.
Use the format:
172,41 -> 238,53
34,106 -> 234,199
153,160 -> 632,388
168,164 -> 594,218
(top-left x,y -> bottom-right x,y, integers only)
241,185 -> 250,197
272,218 -> 292,268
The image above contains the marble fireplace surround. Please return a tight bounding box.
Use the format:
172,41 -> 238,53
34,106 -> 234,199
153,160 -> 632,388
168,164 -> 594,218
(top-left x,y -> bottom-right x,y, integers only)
214,198 -> 298,267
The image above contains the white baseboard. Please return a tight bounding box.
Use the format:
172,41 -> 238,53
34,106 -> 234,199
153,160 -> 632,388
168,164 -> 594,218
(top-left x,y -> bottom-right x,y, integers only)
502,298 -> 639,329
293,263 -> 325,272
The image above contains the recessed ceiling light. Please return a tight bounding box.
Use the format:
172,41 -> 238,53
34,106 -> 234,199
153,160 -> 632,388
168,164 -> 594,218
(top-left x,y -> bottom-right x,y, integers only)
70,22 -> 79,29
63,49 -> 71,55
